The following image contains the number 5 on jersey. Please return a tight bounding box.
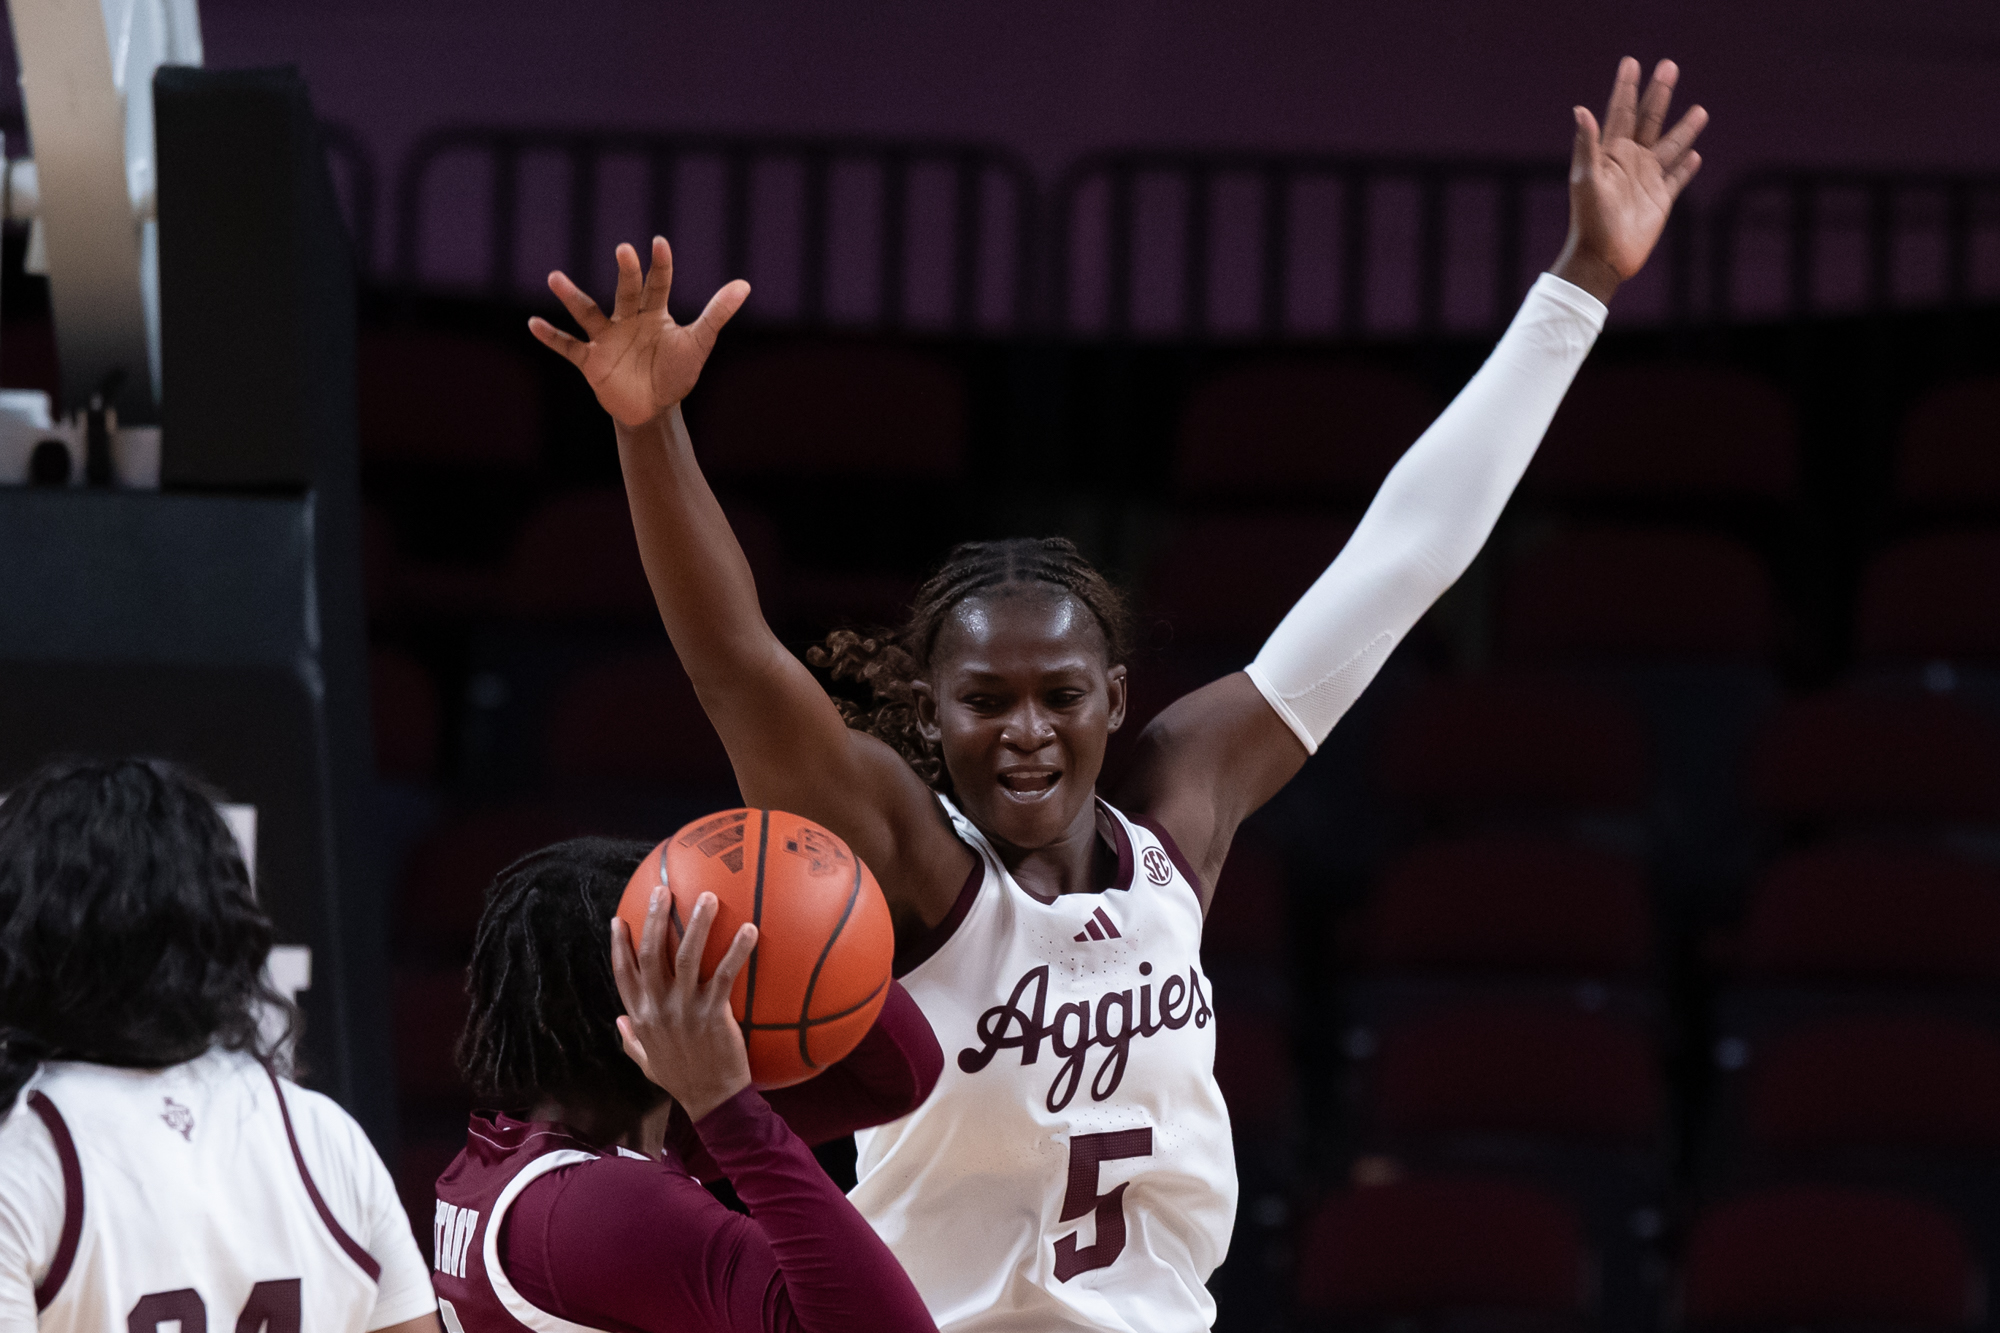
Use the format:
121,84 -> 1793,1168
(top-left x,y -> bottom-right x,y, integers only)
1053,1128 -> 1153,1282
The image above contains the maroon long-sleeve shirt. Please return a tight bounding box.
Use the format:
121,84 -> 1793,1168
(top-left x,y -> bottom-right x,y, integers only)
432,983 -> 941,1333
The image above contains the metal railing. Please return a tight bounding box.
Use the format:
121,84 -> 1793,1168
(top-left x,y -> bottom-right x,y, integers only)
1709,168 -> 2000,322
391,127 -> 1038,334
1050,151 -> 1589,340
13,110 -> 1990,341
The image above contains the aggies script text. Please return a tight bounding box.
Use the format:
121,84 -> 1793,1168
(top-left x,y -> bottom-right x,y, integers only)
956,962 -> 1214,1112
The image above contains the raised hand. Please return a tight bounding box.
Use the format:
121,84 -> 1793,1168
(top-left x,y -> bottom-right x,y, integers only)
529,237 -> 751,428
610,888 -> 759,1122
1553,57 -> 1709,303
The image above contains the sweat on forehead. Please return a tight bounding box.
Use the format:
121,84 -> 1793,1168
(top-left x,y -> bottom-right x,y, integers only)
932,587 -> 1108,659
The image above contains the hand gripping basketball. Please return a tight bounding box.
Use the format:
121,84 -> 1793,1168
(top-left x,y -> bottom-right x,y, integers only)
616,809 -> 896,1089
610,887 -> 758,1123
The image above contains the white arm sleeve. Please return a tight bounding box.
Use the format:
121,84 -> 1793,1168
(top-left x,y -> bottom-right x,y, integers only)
1245,272 -> 1607,752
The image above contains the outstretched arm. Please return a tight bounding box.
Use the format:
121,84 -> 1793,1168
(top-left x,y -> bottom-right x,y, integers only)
1120,58 -> 1707,897
531,240 -> 974,934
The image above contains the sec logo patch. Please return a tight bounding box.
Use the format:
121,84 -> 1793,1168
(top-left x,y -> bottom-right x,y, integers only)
1142,846 -> 1173,886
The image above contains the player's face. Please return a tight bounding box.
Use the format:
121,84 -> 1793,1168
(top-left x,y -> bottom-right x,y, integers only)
920,591 -> 1127,852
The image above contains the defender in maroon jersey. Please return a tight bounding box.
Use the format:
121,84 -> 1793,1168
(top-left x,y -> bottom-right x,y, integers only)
430,838 -> 939,1333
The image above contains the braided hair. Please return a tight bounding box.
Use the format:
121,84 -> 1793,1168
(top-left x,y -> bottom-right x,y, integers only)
807,537 -> 1134,789
456,837 -> 660,1117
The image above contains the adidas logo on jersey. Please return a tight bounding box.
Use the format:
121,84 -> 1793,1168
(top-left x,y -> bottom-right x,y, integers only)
1073,906 -> 1121,943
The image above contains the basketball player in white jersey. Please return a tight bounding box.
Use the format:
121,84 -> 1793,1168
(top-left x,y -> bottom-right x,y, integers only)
526,57 -> 1707,1330
0,758 -> 438,1333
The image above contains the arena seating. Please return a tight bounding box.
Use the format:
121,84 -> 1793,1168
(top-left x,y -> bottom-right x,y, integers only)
1740,1016 -> 2000,1158
1497,527 -> 1777,662
1295,1176 -> 1589,1326
1856,532 -> 2000,665
1726,843 -> 2000,986
1201,835 -> 1290,969
1142,514 -> 1356,651
370,646 -> 441,782
1360,1003 -> 1663,1145
1746,688 -> 2000,824
391,965 -> 471,1107
1897,376 -> 2000,512
1358,834 -> 1652,979
358,328 -> 545,470
394,801 -> 595,957
691,343 -> 968,481
542,648 -> 738,788
1528,363 -> 1797,502
1680,1187 -> 1980,1329
1376,673 -> 1650,815
1171,358 -> 1439,502
503,488 -> 661,622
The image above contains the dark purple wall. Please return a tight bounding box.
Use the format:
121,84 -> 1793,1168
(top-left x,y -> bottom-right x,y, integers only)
199,0 -> 2000,189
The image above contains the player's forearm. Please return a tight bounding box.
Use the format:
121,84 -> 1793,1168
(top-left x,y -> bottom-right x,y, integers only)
694,1092 -> 937,1333
760,983 -> 942,1142
616,406 -> 788,677
1246,274 -> 1606,751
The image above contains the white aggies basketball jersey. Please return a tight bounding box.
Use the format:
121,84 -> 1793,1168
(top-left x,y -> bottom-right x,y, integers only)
0,1049 -> 436,1333
851,795 -> 1236,1333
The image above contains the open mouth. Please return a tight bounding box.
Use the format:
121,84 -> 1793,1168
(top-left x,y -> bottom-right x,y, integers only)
997,769 -> 1061,799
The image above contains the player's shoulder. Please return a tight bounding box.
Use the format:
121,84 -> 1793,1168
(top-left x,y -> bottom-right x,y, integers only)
0,1084 -> 59,1170
271,1070 -> 387,1179
0,1085 -> 69,1265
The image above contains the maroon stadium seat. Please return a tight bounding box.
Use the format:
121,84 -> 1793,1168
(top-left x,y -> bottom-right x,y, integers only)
1746,690 -> 2000,823
544,649 -> 735,787
1296,1177 -> 1586,1320
505,489 -> 785,621
1499,527 -> 1775,661
1856,532 -> 2000,665
370,646 -> 441,782
1143,513 -> 1354,648
1172,359 -> 1439,500
1532,364 -> 1796,501
1745,1017 -> 2000,1156
1379,675 -> 1649,813
1368,1003 -> 1664,1144
693,343 -> 967,480
505,488 -> 654,620
391,965 -> 472,1106
1201,836 -> 1288,965
1682,1186 -> 1978,1328
397,802 -> 595,952
1364,834 -> 1651,977
1210,1009 -> 1297,1134
359,329 -> 543,469
1734,843 -> 2000,985
1897,376 -> 2000,510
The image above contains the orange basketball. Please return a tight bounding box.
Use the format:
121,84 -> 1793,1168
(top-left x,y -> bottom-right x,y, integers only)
616,808 -> 894,1089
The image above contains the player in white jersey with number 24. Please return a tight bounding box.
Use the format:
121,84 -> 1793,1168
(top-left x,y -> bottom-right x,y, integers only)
0,759 -> 438,1333
527,56 -> 1706,1332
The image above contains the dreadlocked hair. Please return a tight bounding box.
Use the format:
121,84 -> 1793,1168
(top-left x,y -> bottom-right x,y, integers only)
807,536 -> 1135,790
456,837 -> 660,1118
